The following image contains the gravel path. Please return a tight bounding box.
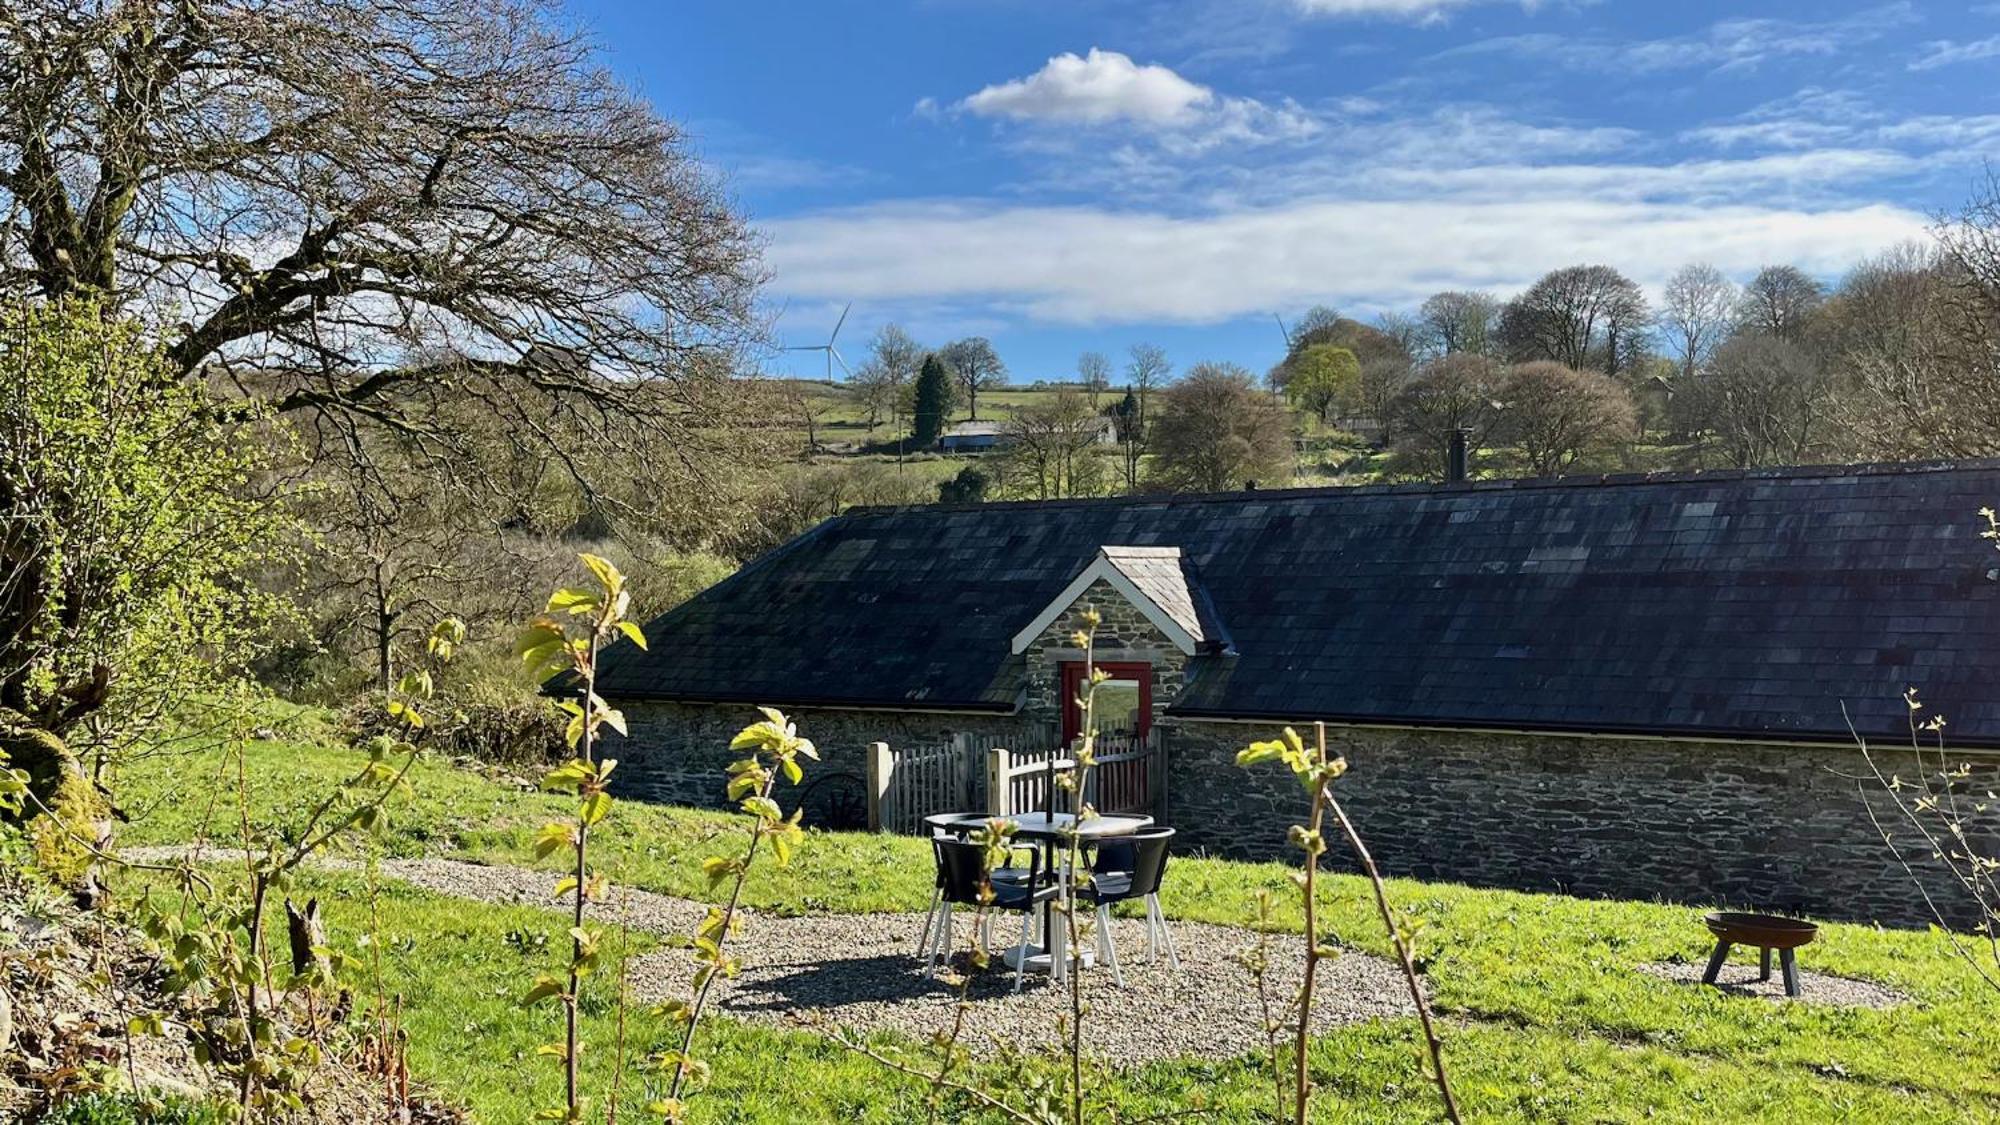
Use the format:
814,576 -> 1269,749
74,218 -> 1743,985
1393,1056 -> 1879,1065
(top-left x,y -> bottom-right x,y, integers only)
125,847 -> 1418,1064
1637,959 -> 1909,1008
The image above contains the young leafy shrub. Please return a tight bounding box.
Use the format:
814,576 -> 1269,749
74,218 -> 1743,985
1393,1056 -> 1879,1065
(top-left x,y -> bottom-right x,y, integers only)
516,553 -> 649,1122
515,553 -> 816,1124
648,708 -> 813,1121
1238,722 -> 1460,1124
132,619 -> 461,1118
0,299 -> 282,809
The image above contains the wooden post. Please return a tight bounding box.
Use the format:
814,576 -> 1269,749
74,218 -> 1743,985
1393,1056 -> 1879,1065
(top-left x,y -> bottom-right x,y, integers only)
952,732 -> 972,810
866,741 -> 892,832
986,746 -> 1011,817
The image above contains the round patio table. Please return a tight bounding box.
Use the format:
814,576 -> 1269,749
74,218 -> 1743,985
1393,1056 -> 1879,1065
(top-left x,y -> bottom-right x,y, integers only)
943,811 -> 1152,974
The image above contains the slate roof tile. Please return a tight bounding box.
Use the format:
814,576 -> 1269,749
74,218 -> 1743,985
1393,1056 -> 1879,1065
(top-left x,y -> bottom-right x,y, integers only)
595,460 -> 2000,745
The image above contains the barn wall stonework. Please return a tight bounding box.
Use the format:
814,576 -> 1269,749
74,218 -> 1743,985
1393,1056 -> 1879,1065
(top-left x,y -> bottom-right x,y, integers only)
1164,720 -> 1999,930
607,699 -> 1996,928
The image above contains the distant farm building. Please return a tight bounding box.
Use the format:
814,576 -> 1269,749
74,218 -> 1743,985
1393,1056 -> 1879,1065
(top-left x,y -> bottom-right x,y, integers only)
938,417 -> 1119,453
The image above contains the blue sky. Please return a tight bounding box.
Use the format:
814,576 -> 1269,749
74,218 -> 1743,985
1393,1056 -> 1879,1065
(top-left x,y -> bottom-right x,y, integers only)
567,0 -> 2000,381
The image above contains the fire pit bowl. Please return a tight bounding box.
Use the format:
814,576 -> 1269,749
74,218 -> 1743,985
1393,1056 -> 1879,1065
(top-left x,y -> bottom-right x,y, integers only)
1703,912 -> 1818,949
1700,911 -> 1818,997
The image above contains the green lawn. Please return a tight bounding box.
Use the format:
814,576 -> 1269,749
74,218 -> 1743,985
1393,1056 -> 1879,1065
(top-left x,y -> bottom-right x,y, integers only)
116,729 -> 2000,1123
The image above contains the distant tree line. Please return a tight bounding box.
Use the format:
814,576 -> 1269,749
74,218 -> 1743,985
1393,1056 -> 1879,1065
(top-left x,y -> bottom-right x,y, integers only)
1252,178 -> 2000,483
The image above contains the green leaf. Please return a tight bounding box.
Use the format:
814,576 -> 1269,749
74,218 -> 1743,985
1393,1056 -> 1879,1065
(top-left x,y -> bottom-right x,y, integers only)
580,553 -> 623,596
617,620 -> 648,650
520,975 -> 566,1007
580,790 -> 613,827
600,706 -> 627,737
533,822 -> 575,859
542,759 -> 592,793
1236,740 -> 1286,767
515,622 -> 565,659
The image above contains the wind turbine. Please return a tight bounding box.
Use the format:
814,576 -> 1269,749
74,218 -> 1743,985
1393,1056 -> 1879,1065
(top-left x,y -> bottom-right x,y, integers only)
785,302 -> 853,381
1273,312 -> 1295,351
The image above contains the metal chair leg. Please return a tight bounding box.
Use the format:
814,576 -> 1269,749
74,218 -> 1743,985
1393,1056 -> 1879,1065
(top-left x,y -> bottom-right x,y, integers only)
1096,903 -> 1125,988
917,887 -> 941,957
1013,910 -> 1034,993
1144,900 -> 1159,962
1150,895 -> 1180,971
926,903 -> 952,980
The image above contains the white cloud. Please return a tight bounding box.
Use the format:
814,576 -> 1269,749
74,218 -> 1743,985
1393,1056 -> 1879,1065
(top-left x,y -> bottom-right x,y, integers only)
764,196 -> 1924,324
1291,0 -> 1519,21
1441,4 -> 1918,74
940,48 -> 1320,150
1910,35 -> 2000,71
957,49 -> 1216,127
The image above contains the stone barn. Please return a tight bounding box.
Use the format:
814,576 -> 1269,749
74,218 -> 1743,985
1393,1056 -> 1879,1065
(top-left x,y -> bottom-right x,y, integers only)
591,460 -> 2000,927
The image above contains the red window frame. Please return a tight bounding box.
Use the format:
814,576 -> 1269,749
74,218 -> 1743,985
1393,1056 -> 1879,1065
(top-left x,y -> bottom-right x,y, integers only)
1059,661 -> 1152,743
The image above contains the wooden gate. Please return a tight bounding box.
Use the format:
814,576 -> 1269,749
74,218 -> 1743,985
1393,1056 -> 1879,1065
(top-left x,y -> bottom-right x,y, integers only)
866,739 -> 980,835
867,730 -> 1166,833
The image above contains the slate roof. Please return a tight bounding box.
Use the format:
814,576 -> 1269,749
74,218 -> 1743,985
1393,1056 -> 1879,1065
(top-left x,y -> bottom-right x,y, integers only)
595,460 -> 2000,746
1097,547 -> 1226,650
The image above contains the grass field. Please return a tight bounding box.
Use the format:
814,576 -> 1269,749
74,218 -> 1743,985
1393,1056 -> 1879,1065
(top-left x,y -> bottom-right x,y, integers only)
116,727 -> 2000,1123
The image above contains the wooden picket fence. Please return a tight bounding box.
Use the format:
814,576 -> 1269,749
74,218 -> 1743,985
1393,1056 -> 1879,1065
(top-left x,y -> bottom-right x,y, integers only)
867,728 -> 1164,833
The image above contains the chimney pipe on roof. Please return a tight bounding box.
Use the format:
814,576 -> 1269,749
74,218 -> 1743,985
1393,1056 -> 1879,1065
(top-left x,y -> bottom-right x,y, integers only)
1446,427 -> 1471,483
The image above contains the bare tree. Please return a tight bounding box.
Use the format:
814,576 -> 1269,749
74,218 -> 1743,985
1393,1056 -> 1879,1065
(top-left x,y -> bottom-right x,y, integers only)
296,452 -> 467,695
1493,362 -> 1637,477
939,337 -> 1008,421
851,324 -> 924,433
1828,240 -> 2000,459
1147,362 -> 1293,493
1673,334 -> 1833,467
1498,265 -> 1648,375
1384,354 -> 1503,480
0,0 -> 761,500
1077,350 -> 1112,407
999,390 -> 1108,499
1660,264 -> 1739,380
1122,343 -> 1171,490
1831,177 -> 2000,458
1372,311 -> 1424,359
1736,265 -> 1826,342
1417,291 -> 1499,358
786,383 -> 835,458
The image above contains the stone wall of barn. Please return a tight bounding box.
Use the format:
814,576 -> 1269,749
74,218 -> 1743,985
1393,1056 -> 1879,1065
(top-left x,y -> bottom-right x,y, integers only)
607,701 -> 1995,926
1163,720 -> 2000,930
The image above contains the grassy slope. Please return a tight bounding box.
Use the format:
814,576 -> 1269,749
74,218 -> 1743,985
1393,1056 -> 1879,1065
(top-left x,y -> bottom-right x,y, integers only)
119,732 -> 2000,1123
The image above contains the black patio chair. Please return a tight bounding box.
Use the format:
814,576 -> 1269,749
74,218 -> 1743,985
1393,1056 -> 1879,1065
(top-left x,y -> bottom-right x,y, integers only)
1084,826 -> 1179,982
923,836 -> 1059,993
915,813 -> 1032,957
